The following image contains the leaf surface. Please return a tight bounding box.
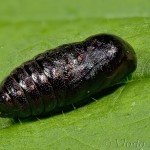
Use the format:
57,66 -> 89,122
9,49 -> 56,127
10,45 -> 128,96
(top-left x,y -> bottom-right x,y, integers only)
0,1 -> 150,150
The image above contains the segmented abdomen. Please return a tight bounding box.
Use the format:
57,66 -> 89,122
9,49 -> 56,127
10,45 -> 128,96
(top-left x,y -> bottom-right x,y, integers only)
0,34 -> 137,118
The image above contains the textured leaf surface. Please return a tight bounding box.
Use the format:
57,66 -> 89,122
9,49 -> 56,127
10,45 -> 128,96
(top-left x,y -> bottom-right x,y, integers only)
0,0 -> 150,150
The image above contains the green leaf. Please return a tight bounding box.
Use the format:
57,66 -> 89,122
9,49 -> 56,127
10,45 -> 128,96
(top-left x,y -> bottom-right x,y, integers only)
0,0 -> 150,150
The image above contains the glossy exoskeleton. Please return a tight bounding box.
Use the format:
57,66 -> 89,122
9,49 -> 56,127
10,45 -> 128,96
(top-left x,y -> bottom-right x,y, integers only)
0,34 -> 137,118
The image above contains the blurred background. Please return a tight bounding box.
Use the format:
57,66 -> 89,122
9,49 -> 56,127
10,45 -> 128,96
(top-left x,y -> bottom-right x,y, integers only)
0,0 -> 149,21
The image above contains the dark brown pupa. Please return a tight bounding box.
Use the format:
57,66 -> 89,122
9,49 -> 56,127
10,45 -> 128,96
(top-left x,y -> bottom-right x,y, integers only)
0,34 -> 137,118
